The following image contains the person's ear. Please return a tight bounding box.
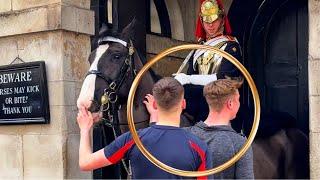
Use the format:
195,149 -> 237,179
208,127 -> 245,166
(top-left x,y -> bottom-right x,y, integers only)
153,100 -> 158,110
227,98 -> 233,110
182,99 -> 186,110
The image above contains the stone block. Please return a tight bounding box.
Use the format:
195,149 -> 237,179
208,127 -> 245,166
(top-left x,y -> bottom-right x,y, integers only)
61,5 -> 94,36
309,0 -> 320,59
309,60 -> 320,95
12,0 -> 60,11
47,3 -> 62,30
0,135 -> 23,179
48,81 -> 77,106
15,30 -> 91,81
75,81 -> 84,100
62,0 -> 91,9
0,37 -> 18,65
0,0 -> 12,13
60,5 -> 77,33
62,31 -> 91,81
47,81 -> 64,106
147,54 -> 183,77
310,132 -> 320,179
66,105 -> 80,134
66,134 -> 91,178
76,7 -> 95,36
0,105 -> 72,140
11,0 -> 90,11
177,0 -> 196,42
310,96 -> 320,133
0,125 -> 25,135
23,134 -> 65,179
0,4 -> 94,38
16,32 -> 64,81
22,105 -> 67,135
146,34 -> 191,59
166,0 -> 184,41
0,7 -> 50,37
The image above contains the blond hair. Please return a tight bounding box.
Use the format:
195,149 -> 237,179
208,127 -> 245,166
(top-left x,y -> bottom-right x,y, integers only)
203,78 -> 243,112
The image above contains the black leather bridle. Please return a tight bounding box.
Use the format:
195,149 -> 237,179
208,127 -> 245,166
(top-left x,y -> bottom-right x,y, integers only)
87,37 -> 150,128
86,37 -> 137,127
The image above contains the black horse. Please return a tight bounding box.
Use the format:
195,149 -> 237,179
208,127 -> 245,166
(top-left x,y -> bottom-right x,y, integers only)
77,19 -> 309,179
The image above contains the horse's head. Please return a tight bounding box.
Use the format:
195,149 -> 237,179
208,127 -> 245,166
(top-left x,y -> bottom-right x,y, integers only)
77,19 -> 139,114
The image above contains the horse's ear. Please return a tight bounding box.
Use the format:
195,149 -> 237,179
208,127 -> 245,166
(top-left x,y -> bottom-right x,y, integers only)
99,23 -> 109,36
121,17 -> 137,40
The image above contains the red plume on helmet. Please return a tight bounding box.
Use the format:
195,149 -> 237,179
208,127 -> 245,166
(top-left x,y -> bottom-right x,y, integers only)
195,0 -> 232,41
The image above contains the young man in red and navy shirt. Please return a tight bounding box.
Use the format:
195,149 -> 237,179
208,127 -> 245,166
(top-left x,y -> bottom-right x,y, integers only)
77,77 -> 211,179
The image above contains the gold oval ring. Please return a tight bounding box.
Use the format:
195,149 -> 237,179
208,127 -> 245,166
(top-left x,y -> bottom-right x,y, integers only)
126,44 -> 260,177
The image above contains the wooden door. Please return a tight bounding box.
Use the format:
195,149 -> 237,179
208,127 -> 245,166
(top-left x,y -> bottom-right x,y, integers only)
246,0 -> 308,134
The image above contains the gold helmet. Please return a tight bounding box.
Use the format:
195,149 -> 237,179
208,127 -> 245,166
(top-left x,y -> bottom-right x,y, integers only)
200,0 -> 224,23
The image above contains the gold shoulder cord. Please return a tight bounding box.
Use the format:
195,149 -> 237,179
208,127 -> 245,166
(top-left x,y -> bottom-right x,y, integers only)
126,44 -> 260,177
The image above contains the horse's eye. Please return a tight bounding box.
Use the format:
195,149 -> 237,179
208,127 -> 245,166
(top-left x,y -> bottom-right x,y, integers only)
113,54 -> 121,61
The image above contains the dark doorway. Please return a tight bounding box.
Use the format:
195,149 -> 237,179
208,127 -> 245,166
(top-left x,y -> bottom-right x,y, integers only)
229,0 -> 309,135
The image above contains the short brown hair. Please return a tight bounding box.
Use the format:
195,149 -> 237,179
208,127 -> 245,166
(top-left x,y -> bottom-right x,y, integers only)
152,77 -> 184,110
203,78 -> 243,112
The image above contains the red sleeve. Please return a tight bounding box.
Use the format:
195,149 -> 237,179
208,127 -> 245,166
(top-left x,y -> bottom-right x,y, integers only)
189,141 -> 209,180
103,132 -> 135,164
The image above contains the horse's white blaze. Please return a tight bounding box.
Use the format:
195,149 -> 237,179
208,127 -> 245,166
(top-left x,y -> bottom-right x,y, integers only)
77,44 -> 109,109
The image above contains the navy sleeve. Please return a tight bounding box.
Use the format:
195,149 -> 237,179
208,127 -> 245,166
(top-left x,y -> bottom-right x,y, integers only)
217,41 -> 243,79
187,51 -> 198,75
103,132 -> 135,164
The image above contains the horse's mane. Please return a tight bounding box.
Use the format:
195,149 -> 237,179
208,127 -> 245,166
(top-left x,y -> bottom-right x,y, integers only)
136,50 -> 161,82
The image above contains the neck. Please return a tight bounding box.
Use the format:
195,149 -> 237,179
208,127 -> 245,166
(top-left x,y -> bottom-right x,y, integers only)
207,32 -> 223,40
156,111 -> 180,127
204,110 -> 231,126
133,52 -> 155,106
119,52 -> 156,131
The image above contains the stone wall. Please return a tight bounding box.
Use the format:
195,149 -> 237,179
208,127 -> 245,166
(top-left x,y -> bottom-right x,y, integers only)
146,34 -> 192,77
0,0 -> 93,179
309,0 -> 320,179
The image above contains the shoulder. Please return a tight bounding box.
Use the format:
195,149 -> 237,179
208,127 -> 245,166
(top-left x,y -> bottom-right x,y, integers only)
215,128 -> 247,145
227,131 -> 248,149
183,129 -> 208,150
225,35 -> 237,41
224,40 -> 241,57
185,123 -> 206,137
224,38 -> 240,49
116,127 -> 152,141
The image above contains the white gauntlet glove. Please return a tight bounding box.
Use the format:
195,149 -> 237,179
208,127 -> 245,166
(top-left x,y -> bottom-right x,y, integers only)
173,73 -> 217,86
189,74 -> 217,85
174,73 -> 191,85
